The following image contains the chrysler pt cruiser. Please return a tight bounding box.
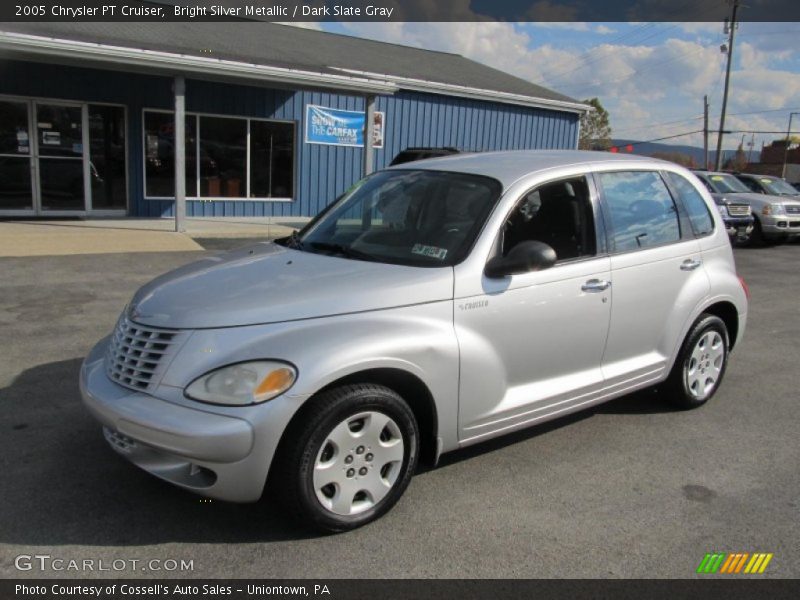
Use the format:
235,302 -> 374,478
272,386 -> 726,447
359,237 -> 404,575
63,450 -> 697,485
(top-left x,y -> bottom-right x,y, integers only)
80,151 -> 748,531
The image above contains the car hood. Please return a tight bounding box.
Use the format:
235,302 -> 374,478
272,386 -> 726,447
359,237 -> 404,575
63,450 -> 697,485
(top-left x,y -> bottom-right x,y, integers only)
709,192 -> 752,206
722,192 -> 800,207
127,242 -> 454,329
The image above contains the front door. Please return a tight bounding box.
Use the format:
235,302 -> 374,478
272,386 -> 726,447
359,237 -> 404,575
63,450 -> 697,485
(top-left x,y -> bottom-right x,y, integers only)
0,98 -> 127,216
34,102 -> 86,213
455,175 -> 613,444
0,99 -> 34,214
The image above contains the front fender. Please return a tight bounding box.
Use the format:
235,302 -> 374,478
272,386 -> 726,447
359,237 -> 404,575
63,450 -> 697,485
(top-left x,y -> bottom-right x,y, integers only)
160,301 -> 460,453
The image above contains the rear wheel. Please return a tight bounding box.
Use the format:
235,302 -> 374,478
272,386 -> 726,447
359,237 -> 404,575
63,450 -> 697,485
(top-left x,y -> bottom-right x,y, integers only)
273,384 -> 419,532
663,314 -> 729,409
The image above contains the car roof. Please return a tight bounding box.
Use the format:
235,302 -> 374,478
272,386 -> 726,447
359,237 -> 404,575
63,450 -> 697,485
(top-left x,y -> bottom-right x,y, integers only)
387,150 -> 676,188
736,173 -> 777,179
692,170 -> 740,180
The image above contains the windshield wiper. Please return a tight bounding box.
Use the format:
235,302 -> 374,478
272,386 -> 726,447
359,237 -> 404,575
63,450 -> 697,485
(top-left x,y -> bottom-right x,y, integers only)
279,230 -> 304,249
308,242 -> 378,262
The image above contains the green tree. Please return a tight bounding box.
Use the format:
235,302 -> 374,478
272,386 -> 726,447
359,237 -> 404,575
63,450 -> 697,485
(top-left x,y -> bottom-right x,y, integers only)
579,98 -> 612,150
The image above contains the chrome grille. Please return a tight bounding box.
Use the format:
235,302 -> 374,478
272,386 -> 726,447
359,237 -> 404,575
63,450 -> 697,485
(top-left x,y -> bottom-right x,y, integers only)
106,316 -> 180,392
784,205 -> 800,215
727,204 -> 751,217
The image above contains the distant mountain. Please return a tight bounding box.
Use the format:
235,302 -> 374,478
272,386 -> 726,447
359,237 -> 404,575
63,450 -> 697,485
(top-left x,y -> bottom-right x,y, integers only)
609,139 -> 760,166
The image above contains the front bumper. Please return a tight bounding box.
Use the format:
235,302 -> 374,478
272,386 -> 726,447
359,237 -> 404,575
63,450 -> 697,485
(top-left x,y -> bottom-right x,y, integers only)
79,338 -> 292,502
760,214 -> 800,236
722,216 -> 754,239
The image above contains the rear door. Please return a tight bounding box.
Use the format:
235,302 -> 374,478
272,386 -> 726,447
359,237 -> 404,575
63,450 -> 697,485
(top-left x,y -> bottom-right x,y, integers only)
595,170 -> 709,389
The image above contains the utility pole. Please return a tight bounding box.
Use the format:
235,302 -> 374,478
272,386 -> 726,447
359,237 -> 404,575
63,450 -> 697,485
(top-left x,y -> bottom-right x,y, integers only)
781,112 -> 799,179
703,95 -> 709,169
715,0 -> 740,171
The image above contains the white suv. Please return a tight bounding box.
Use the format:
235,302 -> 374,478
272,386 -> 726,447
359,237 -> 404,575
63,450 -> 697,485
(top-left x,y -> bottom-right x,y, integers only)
80,151 -> 749,531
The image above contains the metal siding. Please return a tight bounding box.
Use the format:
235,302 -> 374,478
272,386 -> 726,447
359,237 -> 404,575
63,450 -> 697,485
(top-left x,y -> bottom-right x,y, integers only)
2,61 -> 578,218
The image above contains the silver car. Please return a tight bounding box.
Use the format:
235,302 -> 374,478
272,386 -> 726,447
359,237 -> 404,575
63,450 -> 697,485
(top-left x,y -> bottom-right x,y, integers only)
695,171 -> 800,244
80,151 -> 749,531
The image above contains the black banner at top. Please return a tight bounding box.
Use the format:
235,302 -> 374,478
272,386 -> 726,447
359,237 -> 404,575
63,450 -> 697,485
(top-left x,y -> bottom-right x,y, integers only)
1,0 -> 799,23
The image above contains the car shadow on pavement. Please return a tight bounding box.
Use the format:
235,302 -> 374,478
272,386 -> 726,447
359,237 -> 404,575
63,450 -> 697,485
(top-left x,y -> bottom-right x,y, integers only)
430,387 -> 676,471
0,358 -> 320,547
594,387 -> 677,414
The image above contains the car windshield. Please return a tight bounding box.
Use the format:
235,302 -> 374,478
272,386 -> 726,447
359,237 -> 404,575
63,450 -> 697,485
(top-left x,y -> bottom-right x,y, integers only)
757,176 -> 800,196
705,174 -> 750,194
281,170 -> 502,267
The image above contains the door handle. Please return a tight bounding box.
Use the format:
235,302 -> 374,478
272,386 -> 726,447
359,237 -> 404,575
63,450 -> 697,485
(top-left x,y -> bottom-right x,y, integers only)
680,258 -> 702,271
582,279 -> 611,292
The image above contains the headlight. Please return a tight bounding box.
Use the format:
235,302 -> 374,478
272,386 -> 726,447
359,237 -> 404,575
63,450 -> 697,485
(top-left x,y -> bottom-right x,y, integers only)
762,203 -> 785,216
185,361 -> 297,406
716,204 -> 729,217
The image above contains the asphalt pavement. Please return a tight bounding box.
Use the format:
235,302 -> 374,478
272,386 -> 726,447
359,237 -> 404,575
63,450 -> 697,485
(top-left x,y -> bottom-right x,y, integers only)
0,240 -> 797,579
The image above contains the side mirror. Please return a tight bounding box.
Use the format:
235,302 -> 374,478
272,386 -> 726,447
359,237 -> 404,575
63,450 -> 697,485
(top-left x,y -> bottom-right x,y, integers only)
484,240 -> 557,278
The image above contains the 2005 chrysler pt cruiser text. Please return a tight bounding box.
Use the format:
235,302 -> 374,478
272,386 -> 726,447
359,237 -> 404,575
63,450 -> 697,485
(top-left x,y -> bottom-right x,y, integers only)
81,151 -> 749,531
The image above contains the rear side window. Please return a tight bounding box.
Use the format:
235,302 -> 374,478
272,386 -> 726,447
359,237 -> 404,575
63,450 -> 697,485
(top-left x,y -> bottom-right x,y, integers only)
738,177 -> 761,193
668,172 -> 715,236
598,171 -> 681,252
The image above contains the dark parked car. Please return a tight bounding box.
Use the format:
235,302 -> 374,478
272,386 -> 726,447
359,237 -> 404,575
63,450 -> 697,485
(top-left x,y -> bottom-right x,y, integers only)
691,171 -> 754,243
389,147 -> 460,166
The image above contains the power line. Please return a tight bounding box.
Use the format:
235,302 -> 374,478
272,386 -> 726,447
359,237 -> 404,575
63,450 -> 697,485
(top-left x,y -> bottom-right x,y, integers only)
599,130 -> 704,151
612,115 -> 704,135
614,107 -> 800,138
727,107 -> 800,118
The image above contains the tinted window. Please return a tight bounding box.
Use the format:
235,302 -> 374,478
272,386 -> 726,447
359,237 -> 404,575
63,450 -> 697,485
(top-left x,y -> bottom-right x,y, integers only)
599,171 -> 680,251
738,177 -> 761,193
502,176 -> 596,261
669,173 -> 714,236
293,169 -> 501,267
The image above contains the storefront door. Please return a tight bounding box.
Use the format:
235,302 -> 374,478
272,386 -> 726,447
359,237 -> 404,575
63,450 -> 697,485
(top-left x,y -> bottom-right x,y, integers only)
0,97 -> 127,216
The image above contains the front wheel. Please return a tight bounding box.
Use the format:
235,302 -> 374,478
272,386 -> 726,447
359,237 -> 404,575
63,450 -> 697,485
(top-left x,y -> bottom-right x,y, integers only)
663,314 -> 730,409
273,384 -> 419,532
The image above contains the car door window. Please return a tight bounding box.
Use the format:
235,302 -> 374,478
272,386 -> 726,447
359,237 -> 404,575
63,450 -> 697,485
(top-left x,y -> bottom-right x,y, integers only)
739,177 -> 761,193
501,176 -> 596,261
667,172 -> 714,237
598,171 -> 681,252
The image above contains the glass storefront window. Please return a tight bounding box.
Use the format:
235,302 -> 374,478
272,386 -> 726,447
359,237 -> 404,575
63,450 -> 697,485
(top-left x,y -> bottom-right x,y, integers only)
199,116 -> 246,198
144,112 -> 196,197
250,120 -> 294,198
89,105 -> 127,210
143,110 -> 294,200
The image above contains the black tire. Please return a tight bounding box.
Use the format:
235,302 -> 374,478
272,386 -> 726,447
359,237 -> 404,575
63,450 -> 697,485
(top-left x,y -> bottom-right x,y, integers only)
748,217 -> 766,246
663,314 -> 729,410
272,383 -> 419,532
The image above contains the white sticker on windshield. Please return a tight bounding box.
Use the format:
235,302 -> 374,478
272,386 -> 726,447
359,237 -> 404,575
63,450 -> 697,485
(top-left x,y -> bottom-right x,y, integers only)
411,244 -> 448,260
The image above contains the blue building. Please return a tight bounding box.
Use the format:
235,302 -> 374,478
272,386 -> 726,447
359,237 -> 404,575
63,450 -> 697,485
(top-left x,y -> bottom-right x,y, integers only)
0,22 -> 587,220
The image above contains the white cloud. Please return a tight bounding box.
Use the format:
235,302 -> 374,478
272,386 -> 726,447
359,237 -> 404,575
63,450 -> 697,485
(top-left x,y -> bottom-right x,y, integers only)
595,25 -> 616,35
323,22 -> 800,151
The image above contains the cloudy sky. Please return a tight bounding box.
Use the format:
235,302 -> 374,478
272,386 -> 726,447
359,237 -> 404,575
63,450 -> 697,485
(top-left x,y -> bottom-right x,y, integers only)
295,21 -> 800,153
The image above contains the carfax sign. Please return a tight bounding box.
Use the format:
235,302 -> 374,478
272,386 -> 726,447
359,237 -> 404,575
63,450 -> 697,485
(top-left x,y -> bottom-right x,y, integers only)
305,105 -> 384,148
